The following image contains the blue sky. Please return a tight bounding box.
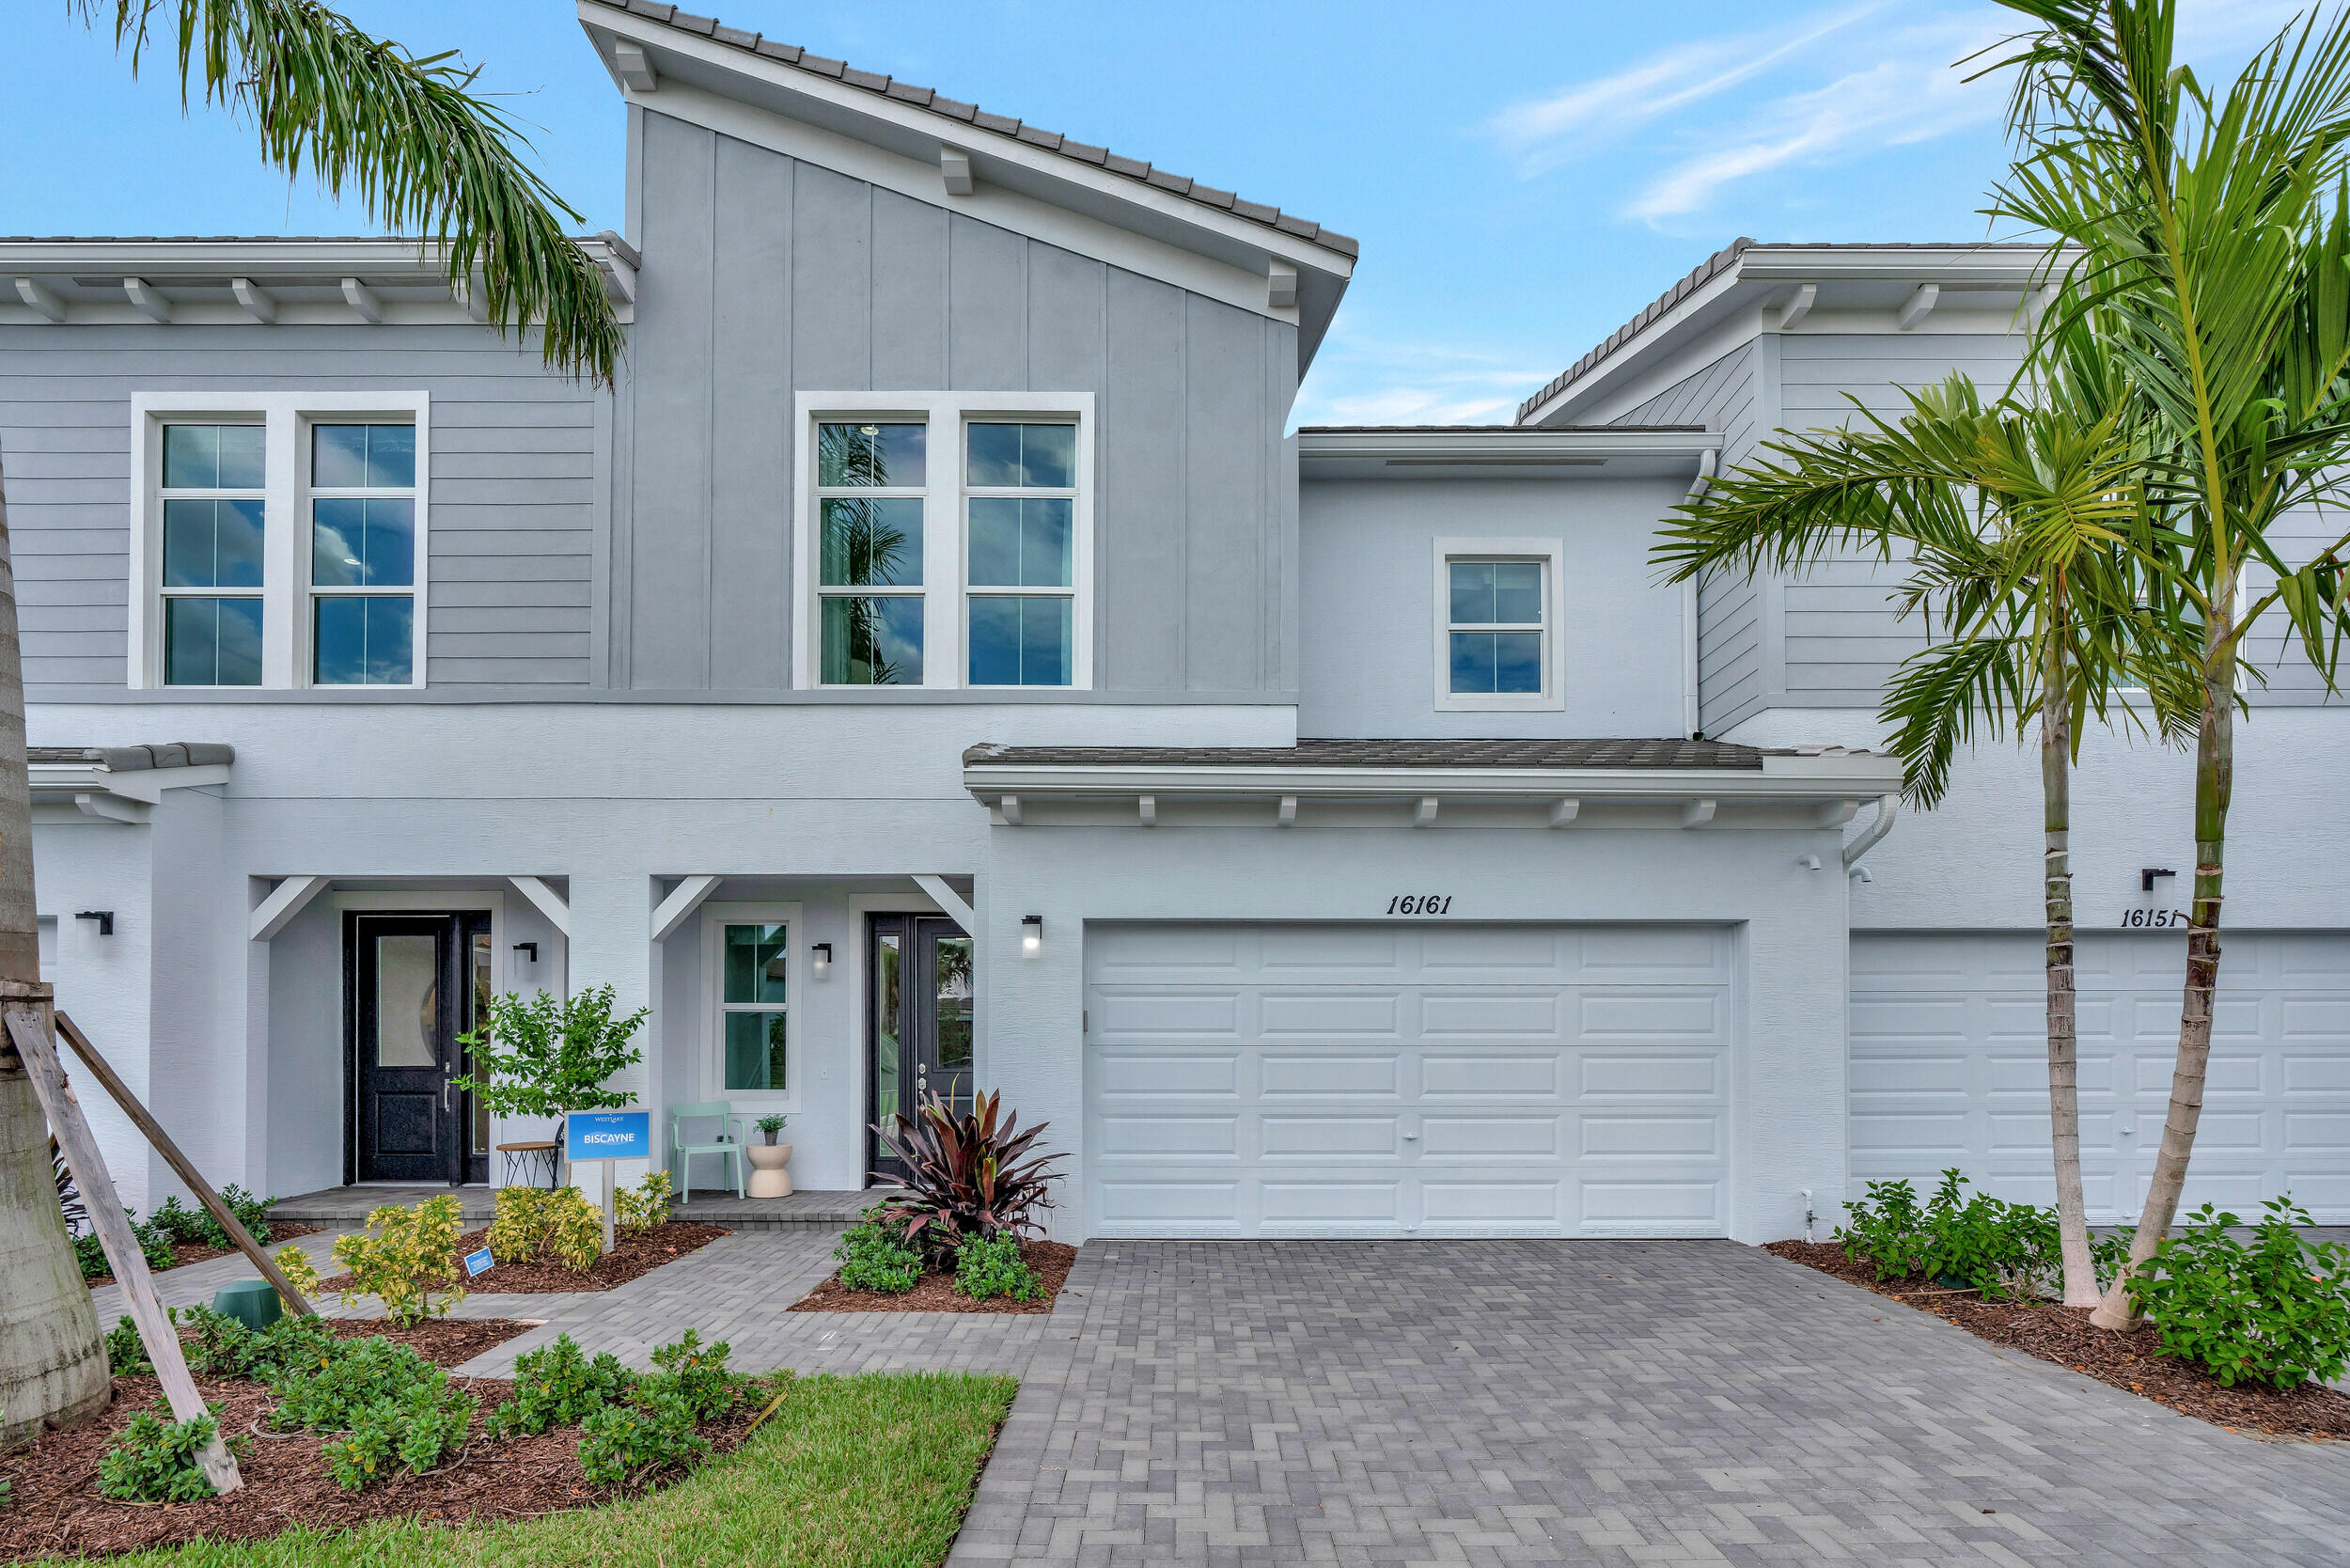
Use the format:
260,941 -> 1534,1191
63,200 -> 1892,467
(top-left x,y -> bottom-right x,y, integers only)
0,0 -> 2306,424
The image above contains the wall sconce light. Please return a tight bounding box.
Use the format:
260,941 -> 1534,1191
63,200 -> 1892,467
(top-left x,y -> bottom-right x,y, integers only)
74,910 -> 114,937
2141,867 -> 2176,893
811,942 -> 833,977
512,941 -> 538,963
1022,914 -> 1043,955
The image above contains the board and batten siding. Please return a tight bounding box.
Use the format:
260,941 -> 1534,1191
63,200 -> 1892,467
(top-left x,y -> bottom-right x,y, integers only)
614,108 -> 1298,696
1609,342 -> 1763,734
0,324 -> 601,691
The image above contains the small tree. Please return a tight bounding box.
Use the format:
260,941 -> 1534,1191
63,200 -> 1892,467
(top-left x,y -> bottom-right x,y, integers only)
454,984 -> 647,1123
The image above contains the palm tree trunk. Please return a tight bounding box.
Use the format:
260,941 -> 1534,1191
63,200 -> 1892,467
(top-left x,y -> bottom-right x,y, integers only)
2042,619 -> 2097,1308
2091,596 -> 2234,1330
0,440 -> 110,1442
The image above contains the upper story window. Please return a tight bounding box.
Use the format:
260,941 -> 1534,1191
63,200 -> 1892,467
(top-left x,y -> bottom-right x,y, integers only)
793,392 -> 1093,693
130,392 -> 429,690
159,424 -> 266,686
1433,538 -> 1565,713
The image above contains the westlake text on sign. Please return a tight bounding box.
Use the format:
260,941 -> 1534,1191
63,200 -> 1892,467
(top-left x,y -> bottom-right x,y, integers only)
565,1109 -> 651,1164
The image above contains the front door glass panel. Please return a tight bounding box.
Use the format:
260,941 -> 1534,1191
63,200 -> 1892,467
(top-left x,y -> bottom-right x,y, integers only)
867,914 -> 972,1184
374,933 -> 438,1067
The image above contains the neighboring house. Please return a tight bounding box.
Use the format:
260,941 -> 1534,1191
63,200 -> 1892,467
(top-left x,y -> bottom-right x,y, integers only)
3,0 -> 2340,1241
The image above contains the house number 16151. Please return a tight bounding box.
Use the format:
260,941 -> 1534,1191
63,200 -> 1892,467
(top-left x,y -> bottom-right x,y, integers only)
1386,894 -> 1453,915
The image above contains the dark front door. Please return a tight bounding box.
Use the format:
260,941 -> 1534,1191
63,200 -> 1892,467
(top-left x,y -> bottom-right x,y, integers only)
867,914 -> 974,1184
350,914 -> 469,1184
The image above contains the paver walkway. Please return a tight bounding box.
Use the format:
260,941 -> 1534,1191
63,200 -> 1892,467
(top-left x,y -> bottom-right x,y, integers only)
89,1229 -> 2350,1565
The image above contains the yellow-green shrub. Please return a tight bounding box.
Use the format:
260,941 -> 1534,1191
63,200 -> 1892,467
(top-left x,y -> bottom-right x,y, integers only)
331,1196 -> 465,1325
486,1184 -> 603,1273
272,1242 -> 323,1306
614,1170 -> 674,1238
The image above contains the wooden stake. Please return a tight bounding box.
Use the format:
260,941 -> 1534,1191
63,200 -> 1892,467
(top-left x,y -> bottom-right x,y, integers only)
54,1011 -> 315,1317
4,992 -> 241,1493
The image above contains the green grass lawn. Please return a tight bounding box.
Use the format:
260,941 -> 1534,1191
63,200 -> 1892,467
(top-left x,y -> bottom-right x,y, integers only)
91,1371 -> 1017,1568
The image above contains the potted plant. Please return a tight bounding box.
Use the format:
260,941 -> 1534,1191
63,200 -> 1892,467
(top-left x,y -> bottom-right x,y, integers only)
745,1115 -> 791,1199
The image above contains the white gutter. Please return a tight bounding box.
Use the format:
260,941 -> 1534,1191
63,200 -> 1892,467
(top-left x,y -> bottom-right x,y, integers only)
964,753 -> 1903,807
1841,792 -> 1901,872
1683,448 -> 1718,739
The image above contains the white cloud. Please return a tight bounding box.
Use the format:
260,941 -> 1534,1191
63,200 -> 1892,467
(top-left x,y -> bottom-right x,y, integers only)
1292,326 -> 1549,429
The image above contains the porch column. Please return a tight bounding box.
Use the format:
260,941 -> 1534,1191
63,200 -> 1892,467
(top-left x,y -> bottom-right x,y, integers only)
564,872 -> 660,1188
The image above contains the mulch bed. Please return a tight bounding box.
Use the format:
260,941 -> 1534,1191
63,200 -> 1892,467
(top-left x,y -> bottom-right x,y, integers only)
0,1317 -> 769,1560
83,1225 -> 325,1291
1766,1239 -> 2350,1440
790,1239 -> 1077,1314
315,1221 -> 728,1295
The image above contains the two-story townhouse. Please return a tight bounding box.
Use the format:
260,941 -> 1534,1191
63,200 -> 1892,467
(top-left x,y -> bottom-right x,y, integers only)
7,0 -> 2336,1245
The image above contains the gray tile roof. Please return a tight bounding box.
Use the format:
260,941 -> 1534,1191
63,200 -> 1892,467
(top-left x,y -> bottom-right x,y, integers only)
965,739 -> 1772,771
1296,424 -> 1706,435
29,744 -> 234,771
1515,239 -> 2050,423
583,0 -> 1355,259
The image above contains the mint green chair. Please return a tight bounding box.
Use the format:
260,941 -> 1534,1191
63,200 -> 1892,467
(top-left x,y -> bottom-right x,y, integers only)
670,1101 -> 747,1205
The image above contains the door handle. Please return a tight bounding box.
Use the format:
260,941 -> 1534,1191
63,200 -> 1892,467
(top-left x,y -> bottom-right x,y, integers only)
443,1069 -> 452,1111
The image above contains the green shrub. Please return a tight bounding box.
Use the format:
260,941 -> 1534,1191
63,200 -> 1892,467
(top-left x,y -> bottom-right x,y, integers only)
2125,1198 -> 2350,1389
645,1330 -> 747,1421
954,1233 -> 1043,1302
330,1196 -> 467,1324
269,1337 -> 445,1433
96,1405 -> 245,1502
1836,1170 -> 2058,1300
486,1184 -> 604,1274
146,1196 -> 212,1247
83,1210 -> 180,1278
319,1378 -> 478,1491
217,1184 -> 276,1246
834,1209 -> 923,1294
103,1314 -> 152,1376
614,1170 -> 674,1238
177,1304 -> 341,1383
577,1386 -> 710,1487
486,1333 -> 637,1437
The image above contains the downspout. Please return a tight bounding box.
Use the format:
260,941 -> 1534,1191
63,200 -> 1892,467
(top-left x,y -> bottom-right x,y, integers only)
1683,449 -> 1719,738
1841,792 -> 1900,877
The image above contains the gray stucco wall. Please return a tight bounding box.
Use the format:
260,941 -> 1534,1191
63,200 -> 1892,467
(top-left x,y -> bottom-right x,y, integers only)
613,108 -> 1300,698
0,324 -> 602,693
606,110 -> 1307,700
1296,475 -> 1687,739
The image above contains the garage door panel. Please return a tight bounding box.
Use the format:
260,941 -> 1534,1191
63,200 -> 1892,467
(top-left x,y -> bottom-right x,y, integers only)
1261,1052 -> 1399,1096
1093,990 -> 1240,1037
1091,1049 -> 1241,1097
1582,1051 -> 1720,1099
1261,991 -> 1399,1034
1419,992 -> 1562,1037
1087,923 -> 1731,1239
1089,925 -> 1243,976
1260,1115 -> 1398,1156
1424,1051 -> 1560,1097
1422,1114 -> 1559,1157
1853,933 -> 2350,1223
1098,1116 -> 1239,1156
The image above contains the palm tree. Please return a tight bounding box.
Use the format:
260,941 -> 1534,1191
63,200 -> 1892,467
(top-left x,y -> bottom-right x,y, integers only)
0,0 -> 623,1442
1986,0 -> 2350,1327
1655,353 -> 2192,1307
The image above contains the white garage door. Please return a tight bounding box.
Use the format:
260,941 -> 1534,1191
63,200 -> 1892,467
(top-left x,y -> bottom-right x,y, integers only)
1851,932 -> 2350,1222
1083,923 -> 1733,1238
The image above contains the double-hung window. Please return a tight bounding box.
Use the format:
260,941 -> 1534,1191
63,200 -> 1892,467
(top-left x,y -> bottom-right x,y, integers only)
308,423 -> 417,684
1433,539 -> 1564,712
132,392 -> 428,690
158,424 -> 267,686
795,393 -> 1092,691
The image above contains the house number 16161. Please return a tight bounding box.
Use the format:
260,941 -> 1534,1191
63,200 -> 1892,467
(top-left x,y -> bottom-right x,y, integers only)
1386,894 -> 1453,915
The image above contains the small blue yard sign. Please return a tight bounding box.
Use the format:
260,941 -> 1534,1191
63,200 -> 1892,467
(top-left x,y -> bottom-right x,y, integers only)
463,1247 -> 495,1278
565,1108 -> 651,1163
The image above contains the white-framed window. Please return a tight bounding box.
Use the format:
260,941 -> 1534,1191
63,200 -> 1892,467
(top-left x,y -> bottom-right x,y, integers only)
128,391 -> 429,690
1432,537 -> 1565,713
702,902 -> 803,1104
791,391 -> 1094,691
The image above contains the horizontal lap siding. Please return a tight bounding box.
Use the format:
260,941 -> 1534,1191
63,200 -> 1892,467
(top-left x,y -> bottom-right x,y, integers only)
623,111 -> 1294,695
1612,344 -> 1760,734
0,325 -> 599,690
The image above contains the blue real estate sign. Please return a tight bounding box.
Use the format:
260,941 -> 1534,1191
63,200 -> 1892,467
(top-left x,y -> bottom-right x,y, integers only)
565,1109 -> 650,1164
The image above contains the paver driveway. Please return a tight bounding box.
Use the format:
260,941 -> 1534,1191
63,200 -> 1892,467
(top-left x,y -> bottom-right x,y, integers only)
950,1239 -> 2350,1567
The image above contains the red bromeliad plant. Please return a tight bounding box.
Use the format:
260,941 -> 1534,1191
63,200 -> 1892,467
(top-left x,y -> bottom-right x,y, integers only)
872,1089 -> 1065,1263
